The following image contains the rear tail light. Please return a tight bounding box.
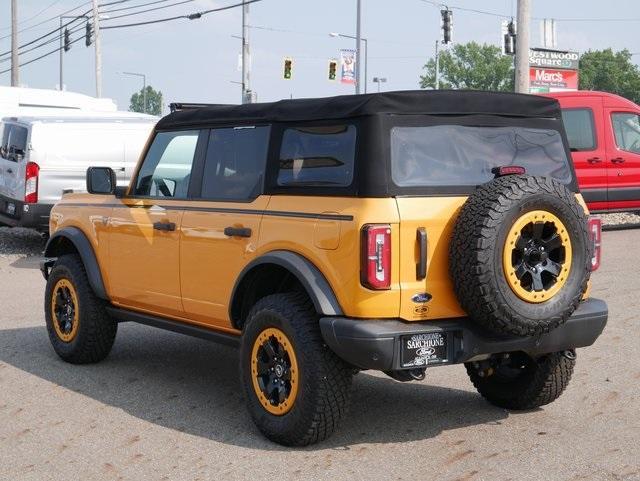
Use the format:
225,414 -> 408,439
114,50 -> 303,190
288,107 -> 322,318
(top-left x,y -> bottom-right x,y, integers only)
588,216 -> 601,271
24,162 -> 39,204
361,224 -> 391,290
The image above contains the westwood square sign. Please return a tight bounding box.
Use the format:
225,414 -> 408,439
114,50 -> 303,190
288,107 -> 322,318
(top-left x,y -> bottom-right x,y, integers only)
529,48 -> 580,93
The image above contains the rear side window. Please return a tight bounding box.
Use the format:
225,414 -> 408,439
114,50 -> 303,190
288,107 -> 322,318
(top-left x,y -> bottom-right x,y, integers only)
391,125 -> 572,187
133,130 -> 199,198
0,124 -> 28,161
277,125 -> 356,187
561,109 -> 596,151
201,126 -> 270,201
611,112 -> 640,154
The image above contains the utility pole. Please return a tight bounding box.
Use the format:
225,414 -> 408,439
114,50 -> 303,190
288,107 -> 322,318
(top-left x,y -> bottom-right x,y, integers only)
434,40 -> 440,89
11,0 -> 19,87
355,0 -> 362,94
92,0 -> 102,97
241,1 -> 252,103
514,0 -> 530,93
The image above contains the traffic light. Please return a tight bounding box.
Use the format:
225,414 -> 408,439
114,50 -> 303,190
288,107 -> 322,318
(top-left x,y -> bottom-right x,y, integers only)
503,20 -> 516,55
283,57 -> 293,80
441,9 -> 453,44
328,59 -> 337,81
63,28 -> 71,52
85,21 -> 93,47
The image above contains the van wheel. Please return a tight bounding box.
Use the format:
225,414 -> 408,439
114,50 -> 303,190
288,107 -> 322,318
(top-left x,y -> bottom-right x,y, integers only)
240,293 -> 353,446
450,175 -> 591,337
465,351 -> 576,410
44,254 -> 117,363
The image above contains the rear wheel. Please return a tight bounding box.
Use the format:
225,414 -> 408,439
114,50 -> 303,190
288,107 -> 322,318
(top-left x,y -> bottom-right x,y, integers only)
465,350 -> 576,410
240,293 -> 352,446
44,254 -> 117,364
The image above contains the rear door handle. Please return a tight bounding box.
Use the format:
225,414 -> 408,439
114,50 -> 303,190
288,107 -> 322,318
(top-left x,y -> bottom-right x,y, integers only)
586,157 -> 602,164
6,168 -> 12,174
416,227 -> 427,280
153,221 -> 176,232
224,226 -> 252,238
611,157 -> 626,164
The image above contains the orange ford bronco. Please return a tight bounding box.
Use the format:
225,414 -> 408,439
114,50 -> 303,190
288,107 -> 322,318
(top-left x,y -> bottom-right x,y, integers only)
41,90 -> 607,446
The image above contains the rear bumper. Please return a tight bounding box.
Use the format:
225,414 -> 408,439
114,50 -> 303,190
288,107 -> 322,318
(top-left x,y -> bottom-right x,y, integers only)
319,298 -> 608,371
0,194 -> 51,230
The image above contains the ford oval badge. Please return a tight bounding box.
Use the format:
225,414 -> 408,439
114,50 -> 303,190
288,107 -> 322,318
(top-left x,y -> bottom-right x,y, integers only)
411,292 -> 432,304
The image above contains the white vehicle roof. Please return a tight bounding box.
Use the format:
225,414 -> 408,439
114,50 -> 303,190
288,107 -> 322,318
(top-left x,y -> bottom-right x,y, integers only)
0,85 -> 117,113
3,111 -> 158,126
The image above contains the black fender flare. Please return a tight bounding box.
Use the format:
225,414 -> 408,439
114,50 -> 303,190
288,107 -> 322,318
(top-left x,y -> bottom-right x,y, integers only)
230,250 -> 344,321
43,226 -> 108,300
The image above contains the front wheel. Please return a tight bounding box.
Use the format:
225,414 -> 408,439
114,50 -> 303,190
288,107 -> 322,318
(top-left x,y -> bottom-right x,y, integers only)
465,350 -> 576,410
240,293 -> 353,446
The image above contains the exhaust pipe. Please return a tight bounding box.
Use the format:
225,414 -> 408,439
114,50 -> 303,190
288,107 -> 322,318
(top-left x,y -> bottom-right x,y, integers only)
384,368 -> 426,382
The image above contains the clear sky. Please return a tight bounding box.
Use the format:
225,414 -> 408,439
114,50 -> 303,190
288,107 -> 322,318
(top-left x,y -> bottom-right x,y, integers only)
1,0 -> 639,113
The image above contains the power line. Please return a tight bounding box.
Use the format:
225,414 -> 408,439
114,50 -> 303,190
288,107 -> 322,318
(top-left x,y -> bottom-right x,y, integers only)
0,22 -> 87,64
0,1 -> 91,42
101,0 -> 179,14
101,0 -> 197,21
0,0 -> 65,31
0,34 -> 86,75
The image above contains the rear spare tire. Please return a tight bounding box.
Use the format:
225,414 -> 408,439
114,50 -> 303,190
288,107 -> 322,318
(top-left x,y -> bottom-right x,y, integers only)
449,175 -> 591,337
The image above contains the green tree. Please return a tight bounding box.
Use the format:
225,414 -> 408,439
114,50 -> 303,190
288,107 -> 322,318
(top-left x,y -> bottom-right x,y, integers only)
420,41 -> 514,91
579,49 -> 640,104
129,85 -> 163,115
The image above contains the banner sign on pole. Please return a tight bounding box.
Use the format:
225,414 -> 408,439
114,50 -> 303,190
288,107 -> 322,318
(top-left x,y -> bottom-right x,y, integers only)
340,49 -> 356,85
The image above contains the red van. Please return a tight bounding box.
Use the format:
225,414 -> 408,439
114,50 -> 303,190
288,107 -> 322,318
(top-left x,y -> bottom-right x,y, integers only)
544,91 -> 640,213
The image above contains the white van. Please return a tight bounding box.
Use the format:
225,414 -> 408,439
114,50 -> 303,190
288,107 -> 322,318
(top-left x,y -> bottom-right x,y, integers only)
0,85 -> 117,115
0,113 -> 156,231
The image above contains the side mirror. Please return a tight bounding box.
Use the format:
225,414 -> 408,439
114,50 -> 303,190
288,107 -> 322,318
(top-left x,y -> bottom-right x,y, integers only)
86,167 -> 116,195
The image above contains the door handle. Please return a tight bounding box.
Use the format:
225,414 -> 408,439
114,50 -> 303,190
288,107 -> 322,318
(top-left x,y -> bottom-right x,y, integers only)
6,168 -> 12,174
586,157 -> 602,164
416,227 -> 427,280
224,226 -> 252,238
153,221 -> 176,232
611,157 -> 626,164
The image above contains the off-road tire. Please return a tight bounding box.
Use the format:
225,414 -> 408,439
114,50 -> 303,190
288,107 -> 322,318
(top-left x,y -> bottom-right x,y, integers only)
240,292 -> 353,446
44,254 -> 117,363
465,351 -> 576,410
450,175 -> 591,337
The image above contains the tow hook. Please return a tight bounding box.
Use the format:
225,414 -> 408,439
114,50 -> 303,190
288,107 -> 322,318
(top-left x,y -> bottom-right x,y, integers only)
384,368 -> 426,382
562,349 -> 577,361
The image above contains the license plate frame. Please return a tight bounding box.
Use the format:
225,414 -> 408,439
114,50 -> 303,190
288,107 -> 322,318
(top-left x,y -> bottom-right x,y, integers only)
401,331 -> 450,368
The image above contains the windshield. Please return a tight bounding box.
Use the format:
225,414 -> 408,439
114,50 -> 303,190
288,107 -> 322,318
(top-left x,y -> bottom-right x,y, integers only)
390,125 -> 572,187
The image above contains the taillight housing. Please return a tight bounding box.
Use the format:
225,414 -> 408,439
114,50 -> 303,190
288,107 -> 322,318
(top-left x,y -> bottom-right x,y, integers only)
588,216 -> 601,271
361,224 -> 391,290
24,162 -> 39,204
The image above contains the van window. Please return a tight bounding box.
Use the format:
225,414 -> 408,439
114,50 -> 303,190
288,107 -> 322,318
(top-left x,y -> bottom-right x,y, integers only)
277,125 -> 356,187
561,109 -> 596,151
391,125 -> 572,187
133,130 -> 199,198
611,112 -> 640,154
0,124 -> 28,162
201,126 -> 270,201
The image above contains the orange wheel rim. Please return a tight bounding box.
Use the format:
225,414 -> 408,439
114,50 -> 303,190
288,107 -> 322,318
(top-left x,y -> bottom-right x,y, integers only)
250,327 -> 299,416
51,278 -> 80,342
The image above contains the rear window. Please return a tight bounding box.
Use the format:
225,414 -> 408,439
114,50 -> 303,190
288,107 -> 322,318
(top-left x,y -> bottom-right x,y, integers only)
0,124 -> 28,161
277,125 -> 356,187
391,125 -> 572,187
561,109 -> 596,151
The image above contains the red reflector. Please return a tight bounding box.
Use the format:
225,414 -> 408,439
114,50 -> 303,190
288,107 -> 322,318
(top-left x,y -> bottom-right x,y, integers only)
492,165 -> 526,177
361,224 -> 391,290
588,216 -> 601,271
25,162 -> 40,204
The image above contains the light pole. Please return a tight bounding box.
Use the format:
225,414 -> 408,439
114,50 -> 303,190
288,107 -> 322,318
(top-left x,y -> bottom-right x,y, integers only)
122,71 -> 147,113
329,32 -> 368,94
372,77 -> 387,93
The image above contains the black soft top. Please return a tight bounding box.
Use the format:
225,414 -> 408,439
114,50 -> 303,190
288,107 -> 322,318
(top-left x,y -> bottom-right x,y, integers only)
157,90 -> 561,129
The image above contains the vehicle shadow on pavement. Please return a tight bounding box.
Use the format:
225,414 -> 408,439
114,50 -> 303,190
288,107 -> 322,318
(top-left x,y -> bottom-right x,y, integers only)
0,323 -> 508,450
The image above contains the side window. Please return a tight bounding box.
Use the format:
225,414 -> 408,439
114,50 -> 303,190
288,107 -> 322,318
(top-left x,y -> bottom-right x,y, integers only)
277,125 -> 356,187
561,109 -> 596,151
611,112 -> 640,154
133,130 -> 199,198
0,124 -> 28,161
201,126 -> 270,201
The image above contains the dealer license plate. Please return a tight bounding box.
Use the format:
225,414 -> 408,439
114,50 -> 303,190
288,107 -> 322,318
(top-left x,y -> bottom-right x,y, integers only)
6,202 -> 15,216
401,332 -> 449,368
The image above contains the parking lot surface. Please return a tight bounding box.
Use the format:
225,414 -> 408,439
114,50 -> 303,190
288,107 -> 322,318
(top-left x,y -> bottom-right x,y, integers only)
0,226 -> 638,481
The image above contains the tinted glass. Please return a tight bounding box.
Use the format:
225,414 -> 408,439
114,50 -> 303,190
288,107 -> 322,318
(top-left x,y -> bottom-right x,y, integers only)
561,109 -> 596,151
134,130 -> 199,198
277,125 -> 356,187
612,112 -> 640,154
201,126 -> 270,200
0,125 -> 28,161
391,125 -> 572,187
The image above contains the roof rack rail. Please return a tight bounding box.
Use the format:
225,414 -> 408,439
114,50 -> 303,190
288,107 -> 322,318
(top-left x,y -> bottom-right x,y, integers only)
169,102 -> 236,112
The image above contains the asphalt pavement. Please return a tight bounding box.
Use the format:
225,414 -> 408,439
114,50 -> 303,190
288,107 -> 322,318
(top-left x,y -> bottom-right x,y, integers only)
0,226 -> 638,481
